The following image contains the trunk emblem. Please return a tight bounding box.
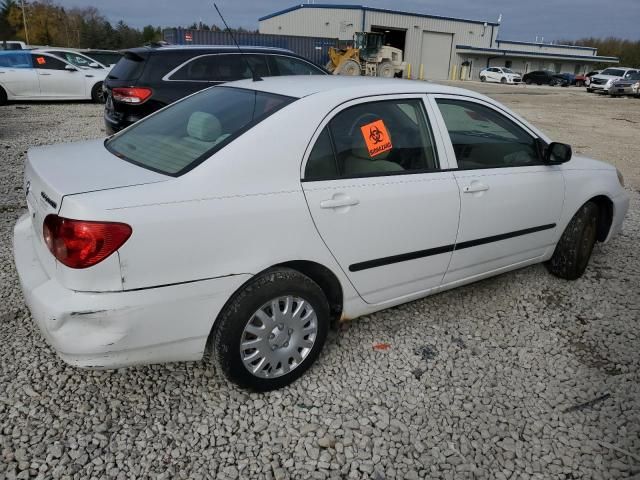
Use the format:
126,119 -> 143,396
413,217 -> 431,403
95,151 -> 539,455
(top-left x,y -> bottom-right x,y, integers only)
40,191 -> 57,210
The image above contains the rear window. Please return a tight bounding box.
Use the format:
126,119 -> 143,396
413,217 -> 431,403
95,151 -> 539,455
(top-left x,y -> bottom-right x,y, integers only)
106,86 -> 294,176
108,52 -> 146,80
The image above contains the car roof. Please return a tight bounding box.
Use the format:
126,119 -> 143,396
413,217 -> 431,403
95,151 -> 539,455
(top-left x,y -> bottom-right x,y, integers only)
127,45 -> 295,55
224,75 -> 486,101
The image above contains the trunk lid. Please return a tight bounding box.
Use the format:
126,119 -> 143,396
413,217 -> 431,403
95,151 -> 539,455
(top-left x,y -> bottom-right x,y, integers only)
24,139 -> 168,286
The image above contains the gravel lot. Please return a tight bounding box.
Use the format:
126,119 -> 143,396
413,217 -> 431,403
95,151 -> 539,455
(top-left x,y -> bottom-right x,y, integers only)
1,85 -> 639,480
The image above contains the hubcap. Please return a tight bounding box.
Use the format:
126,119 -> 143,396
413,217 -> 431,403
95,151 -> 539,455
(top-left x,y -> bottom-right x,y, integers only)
240,296 -> 318,379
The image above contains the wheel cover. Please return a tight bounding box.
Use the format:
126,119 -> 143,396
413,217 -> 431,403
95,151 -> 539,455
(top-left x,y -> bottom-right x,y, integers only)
240,296 -> 318,379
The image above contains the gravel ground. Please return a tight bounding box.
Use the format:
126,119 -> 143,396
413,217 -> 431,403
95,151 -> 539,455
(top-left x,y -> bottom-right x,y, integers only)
1,88 -> 639,480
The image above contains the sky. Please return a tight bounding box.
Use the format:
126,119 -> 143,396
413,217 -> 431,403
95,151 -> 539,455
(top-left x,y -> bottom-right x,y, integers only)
54,0 -> 639,42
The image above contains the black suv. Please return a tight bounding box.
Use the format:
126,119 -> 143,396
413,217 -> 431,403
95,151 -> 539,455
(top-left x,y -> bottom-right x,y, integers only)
103,45 -> 327,134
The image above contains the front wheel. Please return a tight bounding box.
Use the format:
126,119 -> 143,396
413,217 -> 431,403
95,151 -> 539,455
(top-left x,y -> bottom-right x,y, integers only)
480,75 -> 486,82
377,60 -> 394,78
212,268 -> 330,391
500,77 -> 507,84
91,82 -> 105,103
525,78 -> 532,85
0,86 -> 7,106
547,202 -> 599,280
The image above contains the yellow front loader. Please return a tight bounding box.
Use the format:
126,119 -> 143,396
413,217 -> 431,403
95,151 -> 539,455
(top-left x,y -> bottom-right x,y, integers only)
326,32 -> 405,78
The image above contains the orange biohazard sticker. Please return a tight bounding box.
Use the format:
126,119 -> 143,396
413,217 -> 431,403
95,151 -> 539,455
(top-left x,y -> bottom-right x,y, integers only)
360,119 -> 392,158
36,56 -> 46,65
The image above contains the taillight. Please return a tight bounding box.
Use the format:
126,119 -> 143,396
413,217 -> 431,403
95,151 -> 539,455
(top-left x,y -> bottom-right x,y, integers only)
43,215 -> 132,269
112,87 -> 152,104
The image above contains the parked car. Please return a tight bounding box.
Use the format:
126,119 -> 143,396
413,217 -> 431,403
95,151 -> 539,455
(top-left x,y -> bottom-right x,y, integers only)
633,78 -> 640,97
14,76 -> 629,390
103,45 -> 328,134
479,67 -> 522,84
34,48 -> 109,70
0,40 -> 27,50
587,67 -> 639,93
575,70 -> 600,87
79,49 -> 123,69
555,73 -> 576,86
522,70 -> 569,86
607,71 -> 640,96
0,50 -> 107,105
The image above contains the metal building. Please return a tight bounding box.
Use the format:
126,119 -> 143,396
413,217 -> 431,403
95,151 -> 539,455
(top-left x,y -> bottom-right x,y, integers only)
258,4 -> 619,80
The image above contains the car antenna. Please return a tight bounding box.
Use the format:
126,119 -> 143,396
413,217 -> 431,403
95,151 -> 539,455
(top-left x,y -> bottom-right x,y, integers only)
213,2 -> 262,82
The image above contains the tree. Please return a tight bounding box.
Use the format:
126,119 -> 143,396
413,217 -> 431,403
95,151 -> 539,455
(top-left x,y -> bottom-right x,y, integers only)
0,0 -> 18,39
142,24 -> 159,43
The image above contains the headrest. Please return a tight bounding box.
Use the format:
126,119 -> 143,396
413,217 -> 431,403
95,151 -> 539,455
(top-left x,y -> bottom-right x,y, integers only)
351,135 -> 390,160
187,112 -> 222,142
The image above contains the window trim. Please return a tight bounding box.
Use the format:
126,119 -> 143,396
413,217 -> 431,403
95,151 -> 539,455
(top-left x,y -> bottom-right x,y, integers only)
301,94 -> 447,182
162,52 -> 325,83
31,52 -> 75,71
428,93 -> 550,171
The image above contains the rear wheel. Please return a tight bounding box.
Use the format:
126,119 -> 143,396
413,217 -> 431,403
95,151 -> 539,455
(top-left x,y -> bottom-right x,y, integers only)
377,60 -> 394,78
336,59 -> 361,76
500,77 -> 507,84
212,268 -> 330,391
547,202 -> 599,280
525,78 -> 532,85
91,82 -> 105,103
0,86 -> 7,106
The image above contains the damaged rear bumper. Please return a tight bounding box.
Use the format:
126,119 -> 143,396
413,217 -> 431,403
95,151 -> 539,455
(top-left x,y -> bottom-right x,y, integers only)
13,213 -> 250,369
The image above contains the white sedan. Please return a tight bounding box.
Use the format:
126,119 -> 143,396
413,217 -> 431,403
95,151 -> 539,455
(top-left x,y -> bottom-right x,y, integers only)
480,67 -> 522,84
14,76 -> 629,390
0,50 -> 107,105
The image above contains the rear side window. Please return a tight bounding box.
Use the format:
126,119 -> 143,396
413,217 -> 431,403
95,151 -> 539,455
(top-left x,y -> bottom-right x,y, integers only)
106,87 -> 294,176
0,52 -> 32,68
304,99 -> 438,180
31,54 -> 67,70
108,52 -> 146,80
169,54 -> 270,82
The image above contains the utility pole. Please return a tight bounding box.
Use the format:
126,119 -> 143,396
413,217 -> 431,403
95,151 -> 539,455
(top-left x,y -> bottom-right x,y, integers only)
20,0 -> 30,45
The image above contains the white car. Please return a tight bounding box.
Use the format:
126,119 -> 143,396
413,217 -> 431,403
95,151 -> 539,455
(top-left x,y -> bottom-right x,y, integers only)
34,48 -> 110,71
587,67 -> 639,93
0,50 -> 107,104
480,67 -> 522,84
13,76 -> 629,390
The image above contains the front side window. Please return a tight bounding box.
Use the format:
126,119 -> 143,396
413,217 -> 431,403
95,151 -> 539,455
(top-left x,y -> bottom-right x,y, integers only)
304,99 -> 438,181
106,87 -> 294,176
436,99 -> 540,169
31,54 -> 67,70
273,56 -> 325,76
169,54 -> 270,82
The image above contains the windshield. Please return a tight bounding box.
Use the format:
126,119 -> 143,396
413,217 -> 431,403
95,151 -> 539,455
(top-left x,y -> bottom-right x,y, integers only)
106,87 -> 294,176
601,68 -> 625,77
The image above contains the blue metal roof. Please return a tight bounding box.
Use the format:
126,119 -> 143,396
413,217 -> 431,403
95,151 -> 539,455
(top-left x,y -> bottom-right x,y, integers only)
456,45 -> 619,63
496,39 -> 597,52
259,4 -> 500,27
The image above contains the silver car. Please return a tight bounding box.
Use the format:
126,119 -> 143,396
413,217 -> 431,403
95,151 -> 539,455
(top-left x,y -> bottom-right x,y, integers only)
608,72 -> 640,96
588,67 -> 639,93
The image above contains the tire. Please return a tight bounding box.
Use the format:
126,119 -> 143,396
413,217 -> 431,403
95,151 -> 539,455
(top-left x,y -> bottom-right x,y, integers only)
377,60 -> 394,78
212,268 -> 330,391
547,202 -> 599,280
480,75 -> 486,82
91,82 -> 105,103
525,78 -> 532,85
0,86 -> 6,106
586,87 -> 593,93
500,77 -> 507,84
336,59 -> 360,76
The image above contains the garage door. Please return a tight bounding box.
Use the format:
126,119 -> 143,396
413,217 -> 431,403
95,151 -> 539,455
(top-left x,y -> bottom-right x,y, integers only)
420,31 -> 453,80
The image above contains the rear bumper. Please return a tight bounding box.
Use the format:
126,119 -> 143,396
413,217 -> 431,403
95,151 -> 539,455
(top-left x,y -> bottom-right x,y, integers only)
14,213 -> 251,369
104,112 -> 134,136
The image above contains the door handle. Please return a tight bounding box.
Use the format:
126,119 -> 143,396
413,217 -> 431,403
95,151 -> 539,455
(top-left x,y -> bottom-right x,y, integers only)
39,72 -> 52,76
463,183 -> 489,193
320,196 -> 359,209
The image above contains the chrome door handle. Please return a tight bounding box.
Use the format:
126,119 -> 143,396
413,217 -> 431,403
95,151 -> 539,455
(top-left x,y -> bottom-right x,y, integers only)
39,72 -> 52,76
463,183 -> 489,193
320,197 -> 359,209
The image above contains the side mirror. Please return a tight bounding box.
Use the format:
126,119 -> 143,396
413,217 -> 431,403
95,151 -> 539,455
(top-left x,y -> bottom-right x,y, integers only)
89,62 -> 101,68
545,142 -> 572,164
65,64 -> 77,72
